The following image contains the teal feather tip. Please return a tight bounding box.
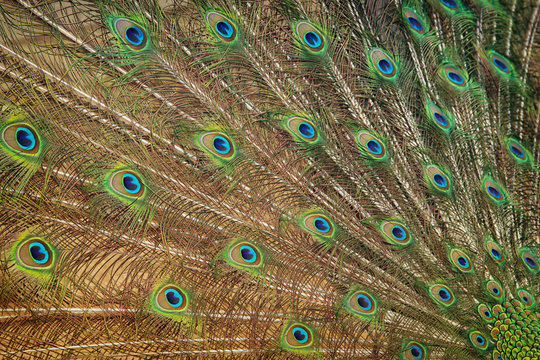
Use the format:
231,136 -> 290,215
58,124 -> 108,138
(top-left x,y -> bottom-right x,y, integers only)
426,103 -> 455,133
439,63 -> 469,90
0,120 -> 44,163
401,340 -> 428,360
356,130 -> 388,162
224,240 -> 264,272
281,322 -> 316,353
105,168 -> 147,204
376,219 -> 413,247
284,116 -> 321,144
197,130 -> 238,161
482,175 -> 508,205
403,9 -> 429,37
428,283 -> 456,307
108,16 -> 151,51
424,164 -> 453,196
344,289 -> 378,319
12,235 -> 56,274
294,21 -> 327,54
448,248 -> 473,273
206,11 -> 238,43
299,211 -> 336,241
150,283 -> 190,320
369,48 -> 399,80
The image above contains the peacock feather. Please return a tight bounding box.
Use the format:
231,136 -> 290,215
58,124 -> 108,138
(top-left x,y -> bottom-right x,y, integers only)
0,0 -> 538,359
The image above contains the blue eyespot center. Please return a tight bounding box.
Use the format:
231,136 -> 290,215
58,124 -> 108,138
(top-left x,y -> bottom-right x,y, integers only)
441,0 -> 457,9
125,26 -> 144,46
391,226 -> 406,240
216,21 -> 234,38
292,327 -> 308,343
525,256 -> 537,267
122,174 -> 141,194
434,112 -> 448,127
433,173 -> 447,187
407,17 -> 423,32
493,58 -> 508,71
164,289 -> 183,307
314,218 -> 330,233
457,256 -> 468,267
29,242 -> 49,264
377,59 -> 393,74
476,335 -> 485,345
356,294 -> 372,310
298,122 -> 315,139
15,127 -> 36,150
487,186 -> 501,198
304,31 -> 321,48
213,136 -> 231,154
492,287 -> 500,295
522,296 -> 529,303
439,288 -> 450,300
491,248 -> 501,259
509,145 -> 524,158
410,345 -> 423,359
447,71 -> 464,84
240,245 -> 257,263
366,140 -> 382,154
484,310 -> 491,317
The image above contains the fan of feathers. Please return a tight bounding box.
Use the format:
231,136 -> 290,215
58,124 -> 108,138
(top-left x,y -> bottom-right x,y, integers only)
0,0 -> 539,359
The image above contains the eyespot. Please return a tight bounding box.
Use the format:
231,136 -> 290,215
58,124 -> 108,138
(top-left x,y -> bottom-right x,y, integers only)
504,137 -> 531,165
282,323 -> 314,350
441,65 -> 468,89
370,49 -> 398,79
486,240 -> 505,264
477,304 -> 495,323
227,241 -> 263,268
108,170 -> 145,199
206,11 -> 237,43
401,341 -> 427,360
482,176 -> 507,204
517,289 -> 534,307
14,237 -> 55,271
112,18 -> 148,51
378,220 -> 413,246
356,131 -> 387,161
426,103 -> 454,132
469,330 -> 489,351
449,248 -> 473,273
486,280 -> 504,301
428,284 -> 455,307
440,0 -> 460,11
519,249 -> 539,273
154,284 -> 188,313
425,165 -> 452,195
284,116 -> 319,143
295,21 -> 326,53
1,123 -> 41,156
345,290 -> 377,318
403,10 -> 427,36
301,213 -> 335,239
492,350 -> 502,360
198,131 -> 236,160
487,51 -> 513,76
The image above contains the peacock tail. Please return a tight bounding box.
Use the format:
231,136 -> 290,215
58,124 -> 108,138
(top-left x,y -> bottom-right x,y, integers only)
0,0 -> 538,358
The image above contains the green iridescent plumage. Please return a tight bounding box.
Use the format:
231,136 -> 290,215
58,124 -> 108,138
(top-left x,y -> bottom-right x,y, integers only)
0,0 -> 538,359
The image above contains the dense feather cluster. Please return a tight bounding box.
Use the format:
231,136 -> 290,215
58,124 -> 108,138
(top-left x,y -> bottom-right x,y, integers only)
0,0 -> 538,359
